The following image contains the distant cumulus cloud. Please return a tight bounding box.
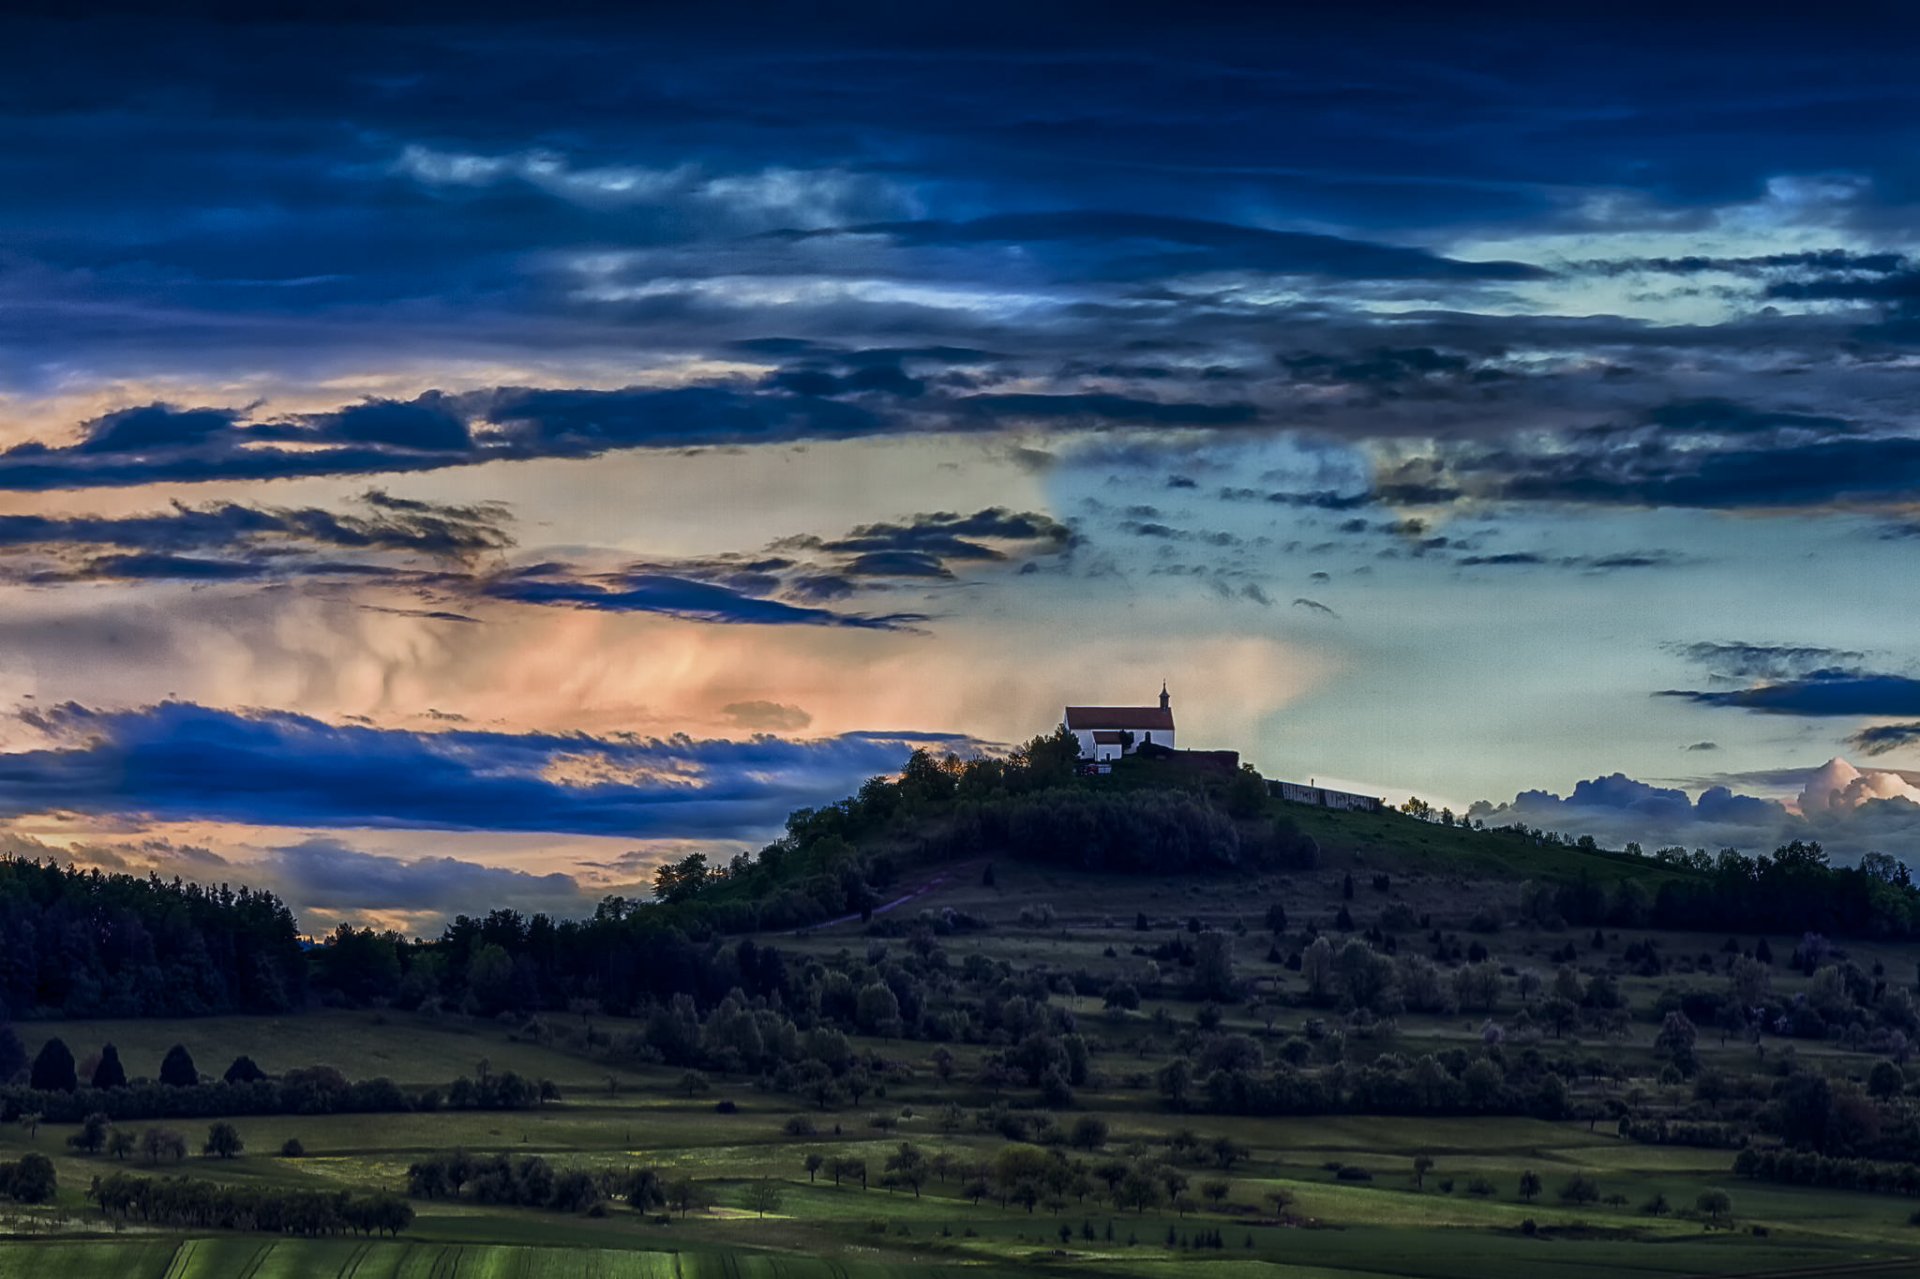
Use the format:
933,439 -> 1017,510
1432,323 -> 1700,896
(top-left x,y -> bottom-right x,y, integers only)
1471,757 -> 1920,864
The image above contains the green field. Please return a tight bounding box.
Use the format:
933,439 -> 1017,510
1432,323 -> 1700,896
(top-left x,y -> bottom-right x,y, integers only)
3,846 -> 1917,1278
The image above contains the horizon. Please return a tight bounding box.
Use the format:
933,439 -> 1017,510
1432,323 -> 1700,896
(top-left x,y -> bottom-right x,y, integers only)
6,3 -> 1920,928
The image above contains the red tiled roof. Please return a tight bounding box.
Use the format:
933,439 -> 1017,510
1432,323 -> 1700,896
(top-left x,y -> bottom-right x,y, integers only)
1091,730 -> 1128,744
1065,705 -> 1174,731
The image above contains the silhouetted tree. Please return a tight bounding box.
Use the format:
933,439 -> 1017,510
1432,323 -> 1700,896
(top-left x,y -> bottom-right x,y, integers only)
29,1038 -> 76,1093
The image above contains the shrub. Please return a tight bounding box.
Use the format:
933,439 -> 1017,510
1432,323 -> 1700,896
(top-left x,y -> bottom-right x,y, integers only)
281,1138 -> 305,1158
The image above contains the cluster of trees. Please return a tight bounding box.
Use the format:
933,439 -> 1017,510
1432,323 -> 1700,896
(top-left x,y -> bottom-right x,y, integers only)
0,1152 -> 55,1203
406,1150 -> 650,1215
1620,1118 -> 1747,1149
1597,842 -> 1917,940
1734,1147 -> 1920,1196
0,859 -> 304,1016
25,1038 -> 217,1093
1,1065 -> 411,1125
1168,1046 -> 1571,1120
0,1059 -> 545,1127
65,1112 -> 234,1162
446,1071 -> 559,1110
89,1173 -> 412,1234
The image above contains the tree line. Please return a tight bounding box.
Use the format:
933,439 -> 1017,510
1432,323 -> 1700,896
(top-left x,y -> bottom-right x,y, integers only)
89,1172 -> 413,1235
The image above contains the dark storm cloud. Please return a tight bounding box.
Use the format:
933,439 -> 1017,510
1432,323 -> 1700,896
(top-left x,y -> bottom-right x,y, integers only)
478,570 -> 927,630
804,508 -> 1074,563
490,505 -> 1073,626
0,700 -> 975,839
0,491 -> 509,559
1658,643 -> 1920,717
1379,421 -> 1920,513
1576,250 -> 1910,277
1661,674 -> 1920,717
1453,549 -> 1678,571
775,212 -> 1547,282
1846,723 -> 1920,756
0,496 -> 1068,630
6,3 -> 1920,523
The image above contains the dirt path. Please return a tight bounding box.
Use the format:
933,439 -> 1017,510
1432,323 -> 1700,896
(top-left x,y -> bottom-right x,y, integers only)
796,862 -> 976,933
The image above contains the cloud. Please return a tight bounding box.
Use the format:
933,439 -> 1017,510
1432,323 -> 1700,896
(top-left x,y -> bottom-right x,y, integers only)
473,505 -> 1071,628
1670,641 -> 1865,681
0,701 -> 976,840
1472,756 -> 1920,864
798,507 -> 1074,564
1661,672 -> 1920,716
1796,756 -> 1920,814
775,212 -> 1548,282
262,837 -> 593,917
1292,596 -> 1340,618
1847,722 -> 1920,756
480,569 -> 927,629
722,700 -> 813,731
0,490 -> 510,568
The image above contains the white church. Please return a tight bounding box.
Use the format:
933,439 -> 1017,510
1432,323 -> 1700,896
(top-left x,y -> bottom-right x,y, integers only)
1065,684 -> 1177,761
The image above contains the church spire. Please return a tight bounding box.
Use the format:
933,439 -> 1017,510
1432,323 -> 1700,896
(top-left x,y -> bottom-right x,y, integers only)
1159,681 -> 1170,711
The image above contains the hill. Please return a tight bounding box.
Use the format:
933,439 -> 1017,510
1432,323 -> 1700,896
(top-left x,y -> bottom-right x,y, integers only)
0,732 -> 1915,1276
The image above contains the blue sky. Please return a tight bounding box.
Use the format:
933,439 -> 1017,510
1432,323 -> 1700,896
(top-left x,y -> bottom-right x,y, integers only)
5,2 -> 1920,927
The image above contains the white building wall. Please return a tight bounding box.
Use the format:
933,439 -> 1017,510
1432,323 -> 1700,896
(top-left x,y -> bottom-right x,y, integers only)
1071,726 -> 1174,758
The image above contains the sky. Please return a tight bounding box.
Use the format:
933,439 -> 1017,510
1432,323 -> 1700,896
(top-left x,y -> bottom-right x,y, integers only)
7,2 -> 1920,930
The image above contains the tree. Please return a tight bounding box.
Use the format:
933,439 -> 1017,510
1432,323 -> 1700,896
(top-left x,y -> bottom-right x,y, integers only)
67,1111 -> 110,1155
669,1176 -> 704,1217
158,1044 -> 198,1088
204,1122 -> 244,1159
7,1153 -> 54,1203
140,1127 -> 187,1164
1157,1059 -> 1193,1110
1412,1154 -> 1434,1189
1211,1136 -> 1249,1169
224,1055 -> 267,1084
1868,1060 -> 1905,1099
1695,1189 -> 1733,1227
29,1038 -> 76,1093
1518,1171 -> 1542,1202
1191,931 -> 1237,1001
1201,1178 -> 1230,1207
1558,1175 -> 1600,1204
885,1143 -> 928,1197
1115,1168 -> 1163,1214
91,1043 -> 127,1089
678,1070 -> 710,1098
803,1153 -> 824,1182
745,1180 -> 783,1217
1302,936 -> 1335,1004
1655,1011 -> 1698,1074
1070,1116 -> 1110,1150
107,1129 -> 135,1161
